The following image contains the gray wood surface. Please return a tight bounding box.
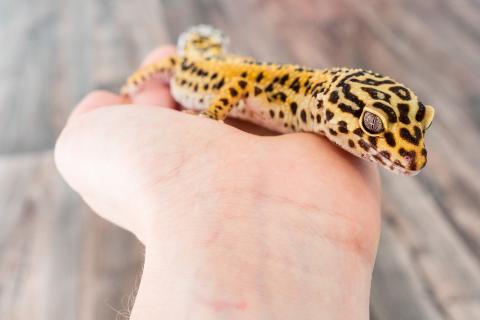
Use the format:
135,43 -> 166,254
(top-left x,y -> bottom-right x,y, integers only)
0,0 -> 479,319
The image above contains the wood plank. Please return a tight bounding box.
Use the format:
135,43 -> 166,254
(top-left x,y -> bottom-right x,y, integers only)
371,220 -> 443,320
0,0 -> 479,318
379,177 -> 480,319
0,0 -> 171,154
0,153 -> 144,320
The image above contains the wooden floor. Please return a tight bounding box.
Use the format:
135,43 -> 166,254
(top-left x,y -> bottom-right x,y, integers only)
1,0 -> 479,319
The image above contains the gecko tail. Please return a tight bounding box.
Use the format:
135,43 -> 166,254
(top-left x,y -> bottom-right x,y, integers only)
177,24 -> 229,57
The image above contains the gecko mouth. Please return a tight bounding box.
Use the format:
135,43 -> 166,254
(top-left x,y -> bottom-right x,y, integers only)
359,141 -> 417,176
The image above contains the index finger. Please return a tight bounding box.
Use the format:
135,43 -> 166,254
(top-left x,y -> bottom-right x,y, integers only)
129,45 -> 177,108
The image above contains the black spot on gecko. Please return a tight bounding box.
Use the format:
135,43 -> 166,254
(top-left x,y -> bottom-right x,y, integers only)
269,110 -> 275,118
229,87 -> 238,97
309,83 -> 323,96
210,72 -> 218,80
358,139 -> 370,151
238,80 -> 248,89
398,103 -> 411,124
290,102 -> 298,115
338,120 -> 348,134
220,98 -> 229,106
289,77 -> 301,93
325,109 -> 334,121
304,83 -> 312,95
316,99 -> 324,109
348,139 -> 355,148
329,129 -> 338,136
353,128 -> 364,137
394,160 -> 405,168
254,86 -> 262,96
204,83 -> 209,90
373,102 -> 397,123
240,71 -> 248,78
368,136 -> 378,148
351,78 -> 395,86
380,151 -> 391,159
329,91 -> 339,103
416,102 -> 426,122
256,72 -> 264,83
342,83 -> 365,109
181,59 -> 193,71
338,103 -> 362,117
390,86 -> 411,101
400,126 -> 422,145
336,71 -> 365,87
338,127 -> 348,134
215,78 -> 225,89
399,148 -> 417,170
279,74 -> 289,85
361,87 -> 391,103
384,132 -> 396,147
300,110 -> 307,123
272,92 -> 287,102
265,83 -> 274,92
373,154 -> 386,165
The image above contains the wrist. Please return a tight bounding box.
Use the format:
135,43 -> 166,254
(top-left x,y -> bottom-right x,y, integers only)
135,199 -> 373,320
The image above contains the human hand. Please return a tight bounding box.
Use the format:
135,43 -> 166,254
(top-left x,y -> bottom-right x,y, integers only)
55,46 -> 381,320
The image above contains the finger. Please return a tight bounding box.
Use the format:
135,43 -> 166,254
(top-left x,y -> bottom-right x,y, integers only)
131,80 -> 177,109
57,106 -> 175,239
68,90 -> 125,124
141,45 -> 176,66
130,45 -> 177,108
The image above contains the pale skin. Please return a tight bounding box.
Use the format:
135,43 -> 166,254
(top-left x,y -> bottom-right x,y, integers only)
55,46 -> 381,320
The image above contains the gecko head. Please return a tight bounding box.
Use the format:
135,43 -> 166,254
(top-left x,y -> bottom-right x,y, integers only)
177,24 -> 229,57
321,70 -> 435,175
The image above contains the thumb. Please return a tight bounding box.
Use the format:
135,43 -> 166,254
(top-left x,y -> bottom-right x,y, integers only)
56,92 -> 187,240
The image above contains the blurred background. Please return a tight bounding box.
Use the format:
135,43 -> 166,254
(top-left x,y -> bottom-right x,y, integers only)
1,0 -> 479,319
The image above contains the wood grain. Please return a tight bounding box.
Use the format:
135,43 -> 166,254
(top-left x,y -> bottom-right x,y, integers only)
0,154 -> 144,319
0,0 -> 479,319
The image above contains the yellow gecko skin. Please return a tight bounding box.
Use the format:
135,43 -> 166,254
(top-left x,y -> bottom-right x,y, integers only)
122,25 -> 435,176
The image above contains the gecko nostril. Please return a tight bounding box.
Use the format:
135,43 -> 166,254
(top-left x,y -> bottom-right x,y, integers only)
404,155 -> 413,164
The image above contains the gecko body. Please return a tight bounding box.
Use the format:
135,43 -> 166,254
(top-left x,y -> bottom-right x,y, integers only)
122,25 -> 435,175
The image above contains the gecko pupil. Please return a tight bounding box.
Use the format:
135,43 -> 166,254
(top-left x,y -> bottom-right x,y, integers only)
363,111 -> 384,134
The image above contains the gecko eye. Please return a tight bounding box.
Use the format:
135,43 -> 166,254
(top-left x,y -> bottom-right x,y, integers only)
362,111 -> 385,135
